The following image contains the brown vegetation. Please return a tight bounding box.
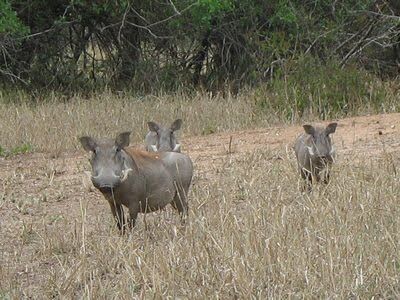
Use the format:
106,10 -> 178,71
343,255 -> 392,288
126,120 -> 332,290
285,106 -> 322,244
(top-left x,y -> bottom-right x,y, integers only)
1,106 -> 400,297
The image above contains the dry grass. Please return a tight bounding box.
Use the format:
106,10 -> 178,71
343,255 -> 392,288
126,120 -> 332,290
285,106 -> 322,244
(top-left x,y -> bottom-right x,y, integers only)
1,145 -> 400,298
1,90 -> 400,298
1,83 -> 399,155
0,91 -> 267,155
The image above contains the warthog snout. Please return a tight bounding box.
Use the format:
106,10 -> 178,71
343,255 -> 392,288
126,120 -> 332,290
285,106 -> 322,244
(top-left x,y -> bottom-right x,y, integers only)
91,171 -> 121,190
80,132 -> 132,192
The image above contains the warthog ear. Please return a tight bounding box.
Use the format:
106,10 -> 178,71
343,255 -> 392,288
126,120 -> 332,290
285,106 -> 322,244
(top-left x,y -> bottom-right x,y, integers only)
148,121 -> 160,132
303,125 -> 315,136
79,136 -> 97,152
171,119 -> 182,131
325,122 -> 337,135
115,132 -> 131,149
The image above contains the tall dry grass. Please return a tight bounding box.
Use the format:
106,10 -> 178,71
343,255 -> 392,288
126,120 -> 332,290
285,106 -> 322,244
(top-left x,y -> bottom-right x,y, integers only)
0,82 -> 400,298
0,91 -> 262,156
0,79 -> 399,155
1,146 -> 399,298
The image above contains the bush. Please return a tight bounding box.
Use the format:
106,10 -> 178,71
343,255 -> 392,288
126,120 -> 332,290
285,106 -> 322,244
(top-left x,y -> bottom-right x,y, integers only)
0,143 -> 33,157
255,56 -> 392,121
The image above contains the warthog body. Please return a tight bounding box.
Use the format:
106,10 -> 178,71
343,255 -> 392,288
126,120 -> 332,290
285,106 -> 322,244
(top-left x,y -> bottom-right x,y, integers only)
80,132 -> 193,231
145,119 -> 182,152
294,123 -> 337,186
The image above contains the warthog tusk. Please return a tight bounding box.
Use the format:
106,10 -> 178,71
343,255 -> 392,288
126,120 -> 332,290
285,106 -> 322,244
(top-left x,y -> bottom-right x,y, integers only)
173,144 -> 181,152
330,146 -> 336,156
91,169 -> 103,180
150,144 -> 158,152
84,171 -> 92,180
120,168 -> 133,182
306,146 -> 315,156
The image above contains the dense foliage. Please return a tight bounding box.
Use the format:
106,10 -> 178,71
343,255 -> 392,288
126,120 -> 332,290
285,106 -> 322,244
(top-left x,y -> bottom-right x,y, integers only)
0,0 -> 399,92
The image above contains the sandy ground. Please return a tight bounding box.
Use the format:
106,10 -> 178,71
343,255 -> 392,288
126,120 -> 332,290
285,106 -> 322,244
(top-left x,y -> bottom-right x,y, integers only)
1,112 -> 400,291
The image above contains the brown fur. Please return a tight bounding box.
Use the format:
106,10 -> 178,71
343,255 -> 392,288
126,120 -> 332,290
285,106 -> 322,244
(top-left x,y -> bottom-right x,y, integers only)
123,148 -> 163,171
124,148 -> 161,160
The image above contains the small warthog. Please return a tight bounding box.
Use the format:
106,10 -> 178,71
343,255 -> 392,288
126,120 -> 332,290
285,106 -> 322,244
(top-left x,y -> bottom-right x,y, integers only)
79,131 -> 193,231
294,123 -> 338,187
145,119 -> 182,152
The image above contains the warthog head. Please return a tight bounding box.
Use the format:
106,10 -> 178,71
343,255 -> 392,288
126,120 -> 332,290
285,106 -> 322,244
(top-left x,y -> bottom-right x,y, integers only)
79,132 -> 133,193
303,123 -> 337,162
148,119 -> 182,152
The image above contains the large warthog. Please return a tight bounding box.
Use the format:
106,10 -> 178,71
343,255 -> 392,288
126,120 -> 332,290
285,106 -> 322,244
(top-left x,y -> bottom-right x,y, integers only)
79,131 -> 193,231
145,119 -> 182,152
294,123 -> 338,187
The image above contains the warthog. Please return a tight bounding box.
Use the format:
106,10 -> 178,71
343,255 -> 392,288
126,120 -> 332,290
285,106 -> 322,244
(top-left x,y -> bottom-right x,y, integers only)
294,123 -> 338,187
79,131 -> 193,231
145,119 -> 182,152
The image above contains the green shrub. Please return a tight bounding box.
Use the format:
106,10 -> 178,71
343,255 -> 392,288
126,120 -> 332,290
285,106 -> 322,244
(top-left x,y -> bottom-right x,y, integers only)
255,56 -> 392,121
0,145 -> 5,156
0,143 -> 33,157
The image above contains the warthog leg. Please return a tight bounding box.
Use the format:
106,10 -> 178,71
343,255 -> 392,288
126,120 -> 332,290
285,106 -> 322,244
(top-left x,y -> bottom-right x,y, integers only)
128,204 -> 139,230
171,182 -> 189,224
300,168 -> 313,192
108,201 -> 126,232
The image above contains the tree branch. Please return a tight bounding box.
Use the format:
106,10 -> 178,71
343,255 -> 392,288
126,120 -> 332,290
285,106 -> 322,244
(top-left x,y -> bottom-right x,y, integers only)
340,19 -> 378,68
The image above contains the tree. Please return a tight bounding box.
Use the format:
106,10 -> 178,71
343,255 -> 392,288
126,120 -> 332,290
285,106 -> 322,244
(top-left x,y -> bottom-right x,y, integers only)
0,0 -> 398,92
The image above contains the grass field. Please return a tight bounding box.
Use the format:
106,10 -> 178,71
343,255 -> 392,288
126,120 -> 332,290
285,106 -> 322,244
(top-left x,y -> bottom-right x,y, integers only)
1,90 -> 400,298
0,91 -> 261,156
